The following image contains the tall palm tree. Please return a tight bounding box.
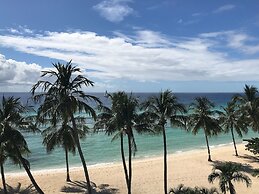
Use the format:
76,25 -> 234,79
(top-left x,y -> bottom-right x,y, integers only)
42,118 -> 88,182
234,85 -> 259,131
95,91 -> 152,194
219,100 -> 248,156
0,96 -> 44,194
142,90 -> 186,194
0,143 -> 8,194
31,61 -> 101,194
208,162 -> 251,194
188,97 -> 222,162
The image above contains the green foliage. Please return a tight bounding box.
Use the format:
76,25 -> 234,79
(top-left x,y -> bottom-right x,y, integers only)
169,184 -> 219,194
208,162 -> 251,194
244,137 -> 259,155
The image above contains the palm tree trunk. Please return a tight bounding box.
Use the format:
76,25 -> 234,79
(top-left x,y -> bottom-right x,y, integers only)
127,134 -> 132,194
120,133 -> 129,189
162,126 -> 167,194
228,181 -> 235,194
16,149 -> 44,194
204,133 -> 212,161
1,163 -> 7,194
70,114 -> 92,194
65,148 -> 71,182
230,128 -> 238,156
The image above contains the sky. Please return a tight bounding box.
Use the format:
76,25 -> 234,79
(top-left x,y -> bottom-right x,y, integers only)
0,0 -> 259,93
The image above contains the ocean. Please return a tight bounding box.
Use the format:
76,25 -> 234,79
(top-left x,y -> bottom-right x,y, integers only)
0,92 -> 257,173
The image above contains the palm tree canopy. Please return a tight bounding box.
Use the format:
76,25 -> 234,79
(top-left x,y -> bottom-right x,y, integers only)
141,90 -> 187,133
42,119 -> 89,154
0,96 -> 37,167
95,91 -> 154,153
208,162 -> 251,194
233,85 -> 259,131
31,61 -> 101,127
219,101 -> 248,137
188,97 -> 222,137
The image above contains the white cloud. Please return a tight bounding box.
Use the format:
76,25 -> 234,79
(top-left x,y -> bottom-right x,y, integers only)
0,54 -> 42,92
0,28 -> 259,91
213,4 -> 236,13
6,25 -> 34,35
200,31 -> 259,54
93,0 -> 133,22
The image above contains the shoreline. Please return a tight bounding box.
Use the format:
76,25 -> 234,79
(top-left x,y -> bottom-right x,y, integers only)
6,141 -> 245,176
5,143 -> 259,194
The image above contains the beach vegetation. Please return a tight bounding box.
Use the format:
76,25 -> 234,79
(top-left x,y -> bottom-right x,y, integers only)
233,85 -> 259,132
208,161 -> 251,194
219,100 -> 248,156
0,96 -> 44,194
142,90 -> 187,194
42,117 -> 89,182
187,97 -> 222,162
95,91 -> 153,194
169,184 -> 219,194
31,61 -> 101,194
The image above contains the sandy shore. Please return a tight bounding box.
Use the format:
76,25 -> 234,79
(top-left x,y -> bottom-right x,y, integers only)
4,143 -> 259,194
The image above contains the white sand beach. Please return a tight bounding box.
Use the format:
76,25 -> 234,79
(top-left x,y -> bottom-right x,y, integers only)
5,144 -> 259,194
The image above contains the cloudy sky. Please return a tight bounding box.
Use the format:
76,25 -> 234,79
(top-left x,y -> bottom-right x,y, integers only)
0,0 -> 259,92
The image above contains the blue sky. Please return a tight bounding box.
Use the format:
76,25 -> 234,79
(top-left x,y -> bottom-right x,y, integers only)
0,0 -> 259,92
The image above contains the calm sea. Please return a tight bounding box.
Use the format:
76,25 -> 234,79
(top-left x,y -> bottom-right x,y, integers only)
0,92 -> 257,172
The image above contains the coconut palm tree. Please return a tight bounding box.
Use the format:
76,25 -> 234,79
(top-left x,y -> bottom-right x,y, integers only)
169,184 -> 219,194
219,100 -> 249,156
142,90 -> 186,194
0,96 -> 44,194
208,162 -> 251,194
95,91 -> 152,194
31,61 -> 101,194
42,117 -> 88,182
234,85 -> 259,131
0,143 -> 8,194
188,97 -> 222,162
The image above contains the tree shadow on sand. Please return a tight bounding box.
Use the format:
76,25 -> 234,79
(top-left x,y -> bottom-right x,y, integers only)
61,181 -> 119,194
238,154 -> 259,163
0,183 -> 37,194
211,160 -> 256,175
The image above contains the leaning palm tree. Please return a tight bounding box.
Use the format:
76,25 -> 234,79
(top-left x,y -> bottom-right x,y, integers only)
0,143 -> 8,194
95,91 -> 152,194
188,97 -> 222,162
42,118 -> 88,182
219,100 -> 248,156
142,90 -> 186,194
208,162 -> 251,194
234,85 -> 259,131
0,96 -> 44,194
31,61 -> 101,194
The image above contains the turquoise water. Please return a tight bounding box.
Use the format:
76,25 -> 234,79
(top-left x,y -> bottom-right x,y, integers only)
1,92 -> 257,172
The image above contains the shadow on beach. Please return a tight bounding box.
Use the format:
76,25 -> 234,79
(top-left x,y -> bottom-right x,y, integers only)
238,154 -> 259,163
211,159 -> 256,175
0,183 -> 37,194
61,181 -> 119,194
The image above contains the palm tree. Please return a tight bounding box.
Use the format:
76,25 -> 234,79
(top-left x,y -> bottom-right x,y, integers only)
0,96 -> 44,194
142,90 -> 186,194
169,184 -> 219,194
0,143 -> 8,194
234,85 -> 259,131
219,100 -> 248,156
208,162 -> 251,194
188,97 -> 222,162
31,61 -> 101,194
95,91 -> 152,194
42,118 -> 88,182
